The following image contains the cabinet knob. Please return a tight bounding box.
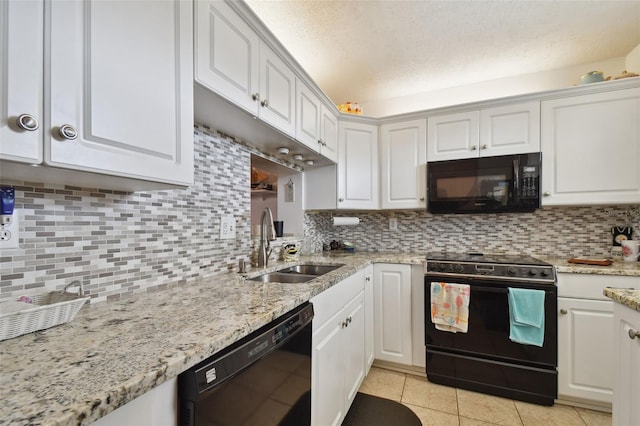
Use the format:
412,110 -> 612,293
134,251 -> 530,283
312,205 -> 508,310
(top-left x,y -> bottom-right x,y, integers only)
560,309 -> 568,315
543,192 -> 551,197
629,329 -> 640,340
16,114 -> 39,131
261,99 -> 269,108
420,197 -> 425,201
338,198 -> 344,202
470,145 -> 478,151
252,93 -> 260,101
365,276 -> 371,282
57,124 -> 78,141
481,144 -> 488,149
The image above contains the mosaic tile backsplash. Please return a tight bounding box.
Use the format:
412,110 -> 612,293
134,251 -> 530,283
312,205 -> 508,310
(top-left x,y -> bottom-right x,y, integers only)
0,124 -> 253,303
1,122 -> 638,302
304,206 -> 640,258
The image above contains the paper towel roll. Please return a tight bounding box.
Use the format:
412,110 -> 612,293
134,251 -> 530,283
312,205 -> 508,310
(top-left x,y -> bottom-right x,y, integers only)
332,217 -> 360,226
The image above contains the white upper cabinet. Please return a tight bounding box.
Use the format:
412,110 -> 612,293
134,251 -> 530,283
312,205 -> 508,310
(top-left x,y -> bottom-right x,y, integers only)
1,0 -> 194,187
427,101 -> 540,161
338,120 -> 379,209
480,101 -> 540,156
196,0 -> 295,137
380,119 -> 427,209
44,0 -> 194,185
541,87 -> 640,206
320,105 -> 339,163
427,111 -> 479,161
296,81 -> 338,162
296,82 -> 322,151
257,46 -> 296,136
0,0 -> 43,164
195,0 -> 259,114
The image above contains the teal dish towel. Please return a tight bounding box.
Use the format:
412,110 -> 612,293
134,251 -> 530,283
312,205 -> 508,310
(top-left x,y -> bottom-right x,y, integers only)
508,288 -> 545,347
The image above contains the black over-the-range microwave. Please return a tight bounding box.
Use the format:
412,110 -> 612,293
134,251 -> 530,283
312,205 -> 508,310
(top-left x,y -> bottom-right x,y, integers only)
427,152 -> 541,214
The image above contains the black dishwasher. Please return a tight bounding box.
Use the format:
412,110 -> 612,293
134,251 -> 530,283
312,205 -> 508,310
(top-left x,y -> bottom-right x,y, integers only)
178,302 -> 313,426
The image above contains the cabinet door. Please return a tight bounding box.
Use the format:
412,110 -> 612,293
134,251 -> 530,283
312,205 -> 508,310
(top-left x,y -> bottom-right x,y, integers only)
312,308 -> 346,426
258,44 -> 296,137
320,105 -> 339,163
380,119 -> 427,209
296,81 -> 321,150
343,291 -> 366,412
364,266 -> 375,372
337,121 -> 379,209
613,304 -> 640,426
541,88 -> 640,205
427,111 -> 479,161
373,264 -> 413,365
0,0 -> 43,164
46,0 -> 194,185
195,0 -> 259,114
558,297 -> 614,404
480,101 -> 540,156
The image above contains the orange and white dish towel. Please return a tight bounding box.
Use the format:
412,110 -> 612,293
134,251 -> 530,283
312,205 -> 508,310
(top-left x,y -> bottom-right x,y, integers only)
430,282 -> 471,333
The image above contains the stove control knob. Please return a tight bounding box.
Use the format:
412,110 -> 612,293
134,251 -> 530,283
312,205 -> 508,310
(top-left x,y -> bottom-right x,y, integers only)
528,269 -> 537,277
454,264 -> 463,273
507,268 -> 518,276
438,263 -> 446,271
540,270 -> 550,277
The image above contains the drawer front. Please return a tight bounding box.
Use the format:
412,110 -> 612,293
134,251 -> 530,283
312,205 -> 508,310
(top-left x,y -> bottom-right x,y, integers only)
558,273 -> 637,300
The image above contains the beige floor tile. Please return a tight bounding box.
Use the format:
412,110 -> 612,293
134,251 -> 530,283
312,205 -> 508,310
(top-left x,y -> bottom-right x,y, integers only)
460,416 -> 502,426
515,400 -> 586,426
403,402 -> 460,426
575,407 -> 612,426
358,366 -> 406,401
456,389 -> 523,426
401,375 -> 459,415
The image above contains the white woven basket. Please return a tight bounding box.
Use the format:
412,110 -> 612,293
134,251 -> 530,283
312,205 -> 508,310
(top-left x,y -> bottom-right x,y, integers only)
0,292 -> 89,341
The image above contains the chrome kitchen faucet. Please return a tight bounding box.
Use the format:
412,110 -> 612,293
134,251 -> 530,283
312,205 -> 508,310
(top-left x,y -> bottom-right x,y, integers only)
257,207 -> 276,267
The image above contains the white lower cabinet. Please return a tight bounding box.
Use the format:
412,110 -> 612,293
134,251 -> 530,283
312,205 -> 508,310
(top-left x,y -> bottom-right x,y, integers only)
612,302 -> 640,426
364,265 -> 375,373
557,273 -> 636,407
310,270 -> 366,426
558,297 -> 614,405
92,378 -> 177,426
373,264 -> 413,366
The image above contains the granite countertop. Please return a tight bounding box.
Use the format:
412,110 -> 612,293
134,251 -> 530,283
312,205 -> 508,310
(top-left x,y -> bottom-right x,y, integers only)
0,253 -> 424,426
603,288 -> 640,312
2,252 -> 637,425
544,257 -> 640,276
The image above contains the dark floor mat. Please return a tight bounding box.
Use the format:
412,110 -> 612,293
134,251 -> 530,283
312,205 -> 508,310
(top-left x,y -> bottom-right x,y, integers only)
342,392 -> 422,426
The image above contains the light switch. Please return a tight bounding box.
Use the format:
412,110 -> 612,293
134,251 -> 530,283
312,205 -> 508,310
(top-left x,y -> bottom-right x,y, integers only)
220,215 -> 236,240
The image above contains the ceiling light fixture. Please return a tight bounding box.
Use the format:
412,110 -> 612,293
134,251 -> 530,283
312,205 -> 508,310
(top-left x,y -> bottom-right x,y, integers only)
305,160 -> 314,166
278,147 -> 290,155
293,154 -> 303,161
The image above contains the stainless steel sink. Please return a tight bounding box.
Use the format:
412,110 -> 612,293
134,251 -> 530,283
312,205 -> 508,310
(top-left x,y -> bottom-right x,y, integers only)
249,263 -> 344,283
248,272 -> 317,283
276,264 -> 344,276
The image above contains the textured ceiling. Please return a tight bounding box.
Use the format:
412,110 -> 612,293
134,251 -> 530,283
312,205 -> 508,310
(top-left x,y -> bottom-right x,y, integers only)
245,0 -> 640,105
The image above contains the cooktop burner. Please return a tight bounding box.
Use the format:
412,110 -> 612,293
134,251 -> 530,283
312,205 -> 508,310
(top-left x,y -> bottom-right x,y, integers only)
425,252 -> 555,283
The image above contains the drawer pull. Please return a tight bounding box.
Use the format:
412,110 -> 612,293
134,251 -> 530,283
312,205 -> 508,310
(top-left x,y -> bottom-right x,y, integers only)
629,329 -> 640,340
560,309 -> 568,315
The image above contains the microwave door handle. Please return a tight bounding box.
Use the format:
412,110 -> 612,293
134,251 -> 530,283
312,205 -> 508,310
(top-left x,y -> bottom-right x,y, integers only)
513,159 -> 519,196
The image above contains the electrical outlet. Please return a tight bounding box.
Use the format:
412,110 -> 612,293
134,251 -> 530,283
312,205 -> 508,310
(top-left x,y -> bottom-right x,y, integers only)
220,215 -> 236,240
389,217 -> 398,231
0,211 -> 19,249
